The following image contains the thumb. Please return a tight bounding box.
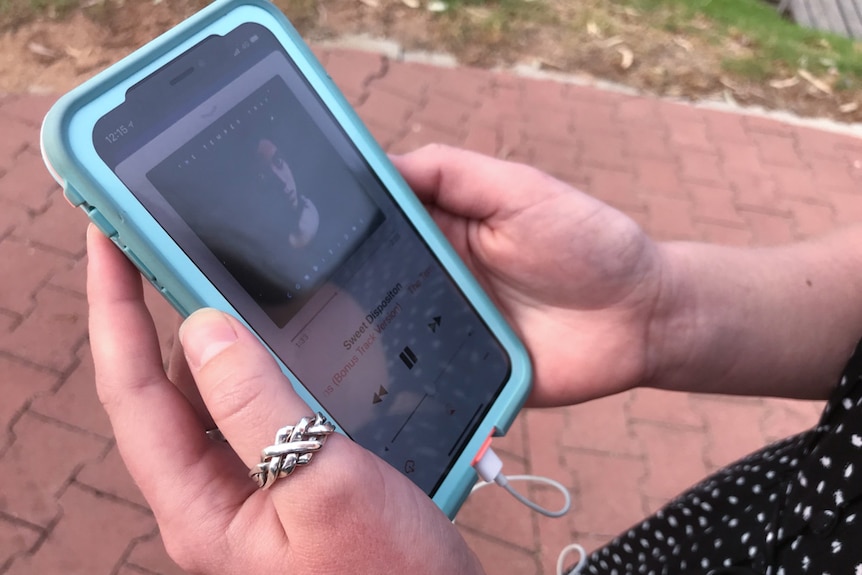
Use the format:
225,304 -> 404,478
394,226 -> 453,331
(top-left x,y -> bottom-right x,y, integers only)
179,309 -> 336,485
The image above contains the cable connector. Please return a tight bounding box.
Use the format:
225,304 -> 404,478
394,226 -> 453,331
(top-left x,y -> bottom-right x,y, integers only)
474,443 -> 503,483
472,446 -> 571,519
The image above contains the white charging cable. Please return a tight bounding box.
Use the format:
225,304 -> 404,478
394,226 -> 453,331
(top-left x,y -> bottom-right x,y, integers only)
472,446 -> 571,518
471,446 -> 588,575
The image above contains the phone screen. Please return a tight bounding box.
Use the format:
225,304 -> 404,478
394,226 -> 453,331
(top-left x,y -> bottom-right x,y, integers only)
92,22 -> 511,495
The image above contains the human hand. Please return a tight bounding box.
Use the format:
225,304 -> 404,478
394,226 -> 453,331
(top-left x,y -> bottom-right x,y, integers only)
87,226 -> 484,575
392,145 -> 664,406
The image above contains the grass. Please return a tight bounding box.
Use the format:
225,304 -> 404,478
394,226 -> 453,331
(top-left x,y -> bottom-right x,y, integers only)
426,0 -> 862,87
0,0 -> 80,27
620,0 -> 862,82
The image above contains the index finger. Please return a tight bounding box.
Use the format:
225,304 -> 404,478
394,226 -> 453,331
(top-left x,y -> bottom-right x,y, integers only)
87,226 -> 250,520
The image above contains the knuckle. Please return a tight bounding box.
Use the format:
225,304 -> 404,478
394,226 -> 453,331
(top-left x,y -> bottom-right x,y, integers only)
201,364 -> 270,427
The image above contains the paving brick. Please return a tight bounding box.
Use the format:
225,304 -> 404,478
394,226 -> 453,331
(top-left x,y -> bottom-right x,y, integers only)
527,139 -> 584,187
689,396 -> 771,471
572,101 -> 621,138
522,77 -> 568,113
727,172 -> 785,215
0,517 -> 41,569
770,165 -> 821,202
371,59 -> 436,102
458,528 -> 540,575
559,392 -> 641,456
126,532 -> 186,575
827,191 -> 862,225
47,254 -> 86,296
324,49 -> 384,102
416,93 -> 474,134
807,156 -> 859,194
0,238 -> 70,316
751,132 -> 804,167
491,410 -> 527,461
583,166 -> 644,213
741,210 -> 797,245
634,158 -> 686,198
704,112 -> 751,146
434,66 -> 492,106
389,122 -> 462,155
718,143 -> 765,177
658,101 -> 709,125
462,122 -> 498,157
77,444 -> 149,510
676,149 -> 724,186
0,287 -> 87,372
0,119 -> 35,171
362,117 -> 400,151
0,357 -> 58,445
356,88 -> 417,134
523,108 -> 575,145
523,408 -> 573,485
742,114 -> 795,137
625,128 -> 675,162
669,120 -> 716,154
627,388 -> 704,429
784,198 -> 835,238
688,182 -> 747,227
644,195 -> 698,241
760,397 -> 824,444
794,126 -> 860,160
473,90 -> 524,128
633,421 -> 709,500
0,150 -> 58,212
580,134 -> 631,171
30,345 -> 112,439
5,484 -> 154,575
697,221 -> 754,246
0,412 -> 106,526
0,199 -> 28,239
455,451 -> 534,548
567,450 -> 647,536
616,97 -> 663,128
0,95 -> 57,127
13,195 -> 88,258
1,60 -> 860,575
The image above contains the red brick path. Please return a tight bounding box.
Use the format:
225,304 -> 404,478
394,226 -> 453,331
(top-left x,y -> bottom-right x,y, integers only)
1,47 -> 860,574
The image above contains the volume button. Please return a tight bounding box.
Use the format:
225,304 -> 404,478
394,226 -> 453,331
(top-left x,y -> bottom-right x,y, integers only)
63,183 -> 86,207
87,207 -> 119,239
122,247 -> 157,282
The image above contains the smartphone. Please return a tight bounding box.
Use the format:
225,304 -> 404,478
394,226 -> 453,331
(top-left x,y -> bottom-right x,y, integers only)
41,0 -> 531,517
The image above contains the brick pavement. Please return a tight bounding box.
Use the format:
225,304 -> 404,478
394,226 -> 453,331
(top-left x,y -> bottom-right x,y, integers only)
1,46 -> 861,574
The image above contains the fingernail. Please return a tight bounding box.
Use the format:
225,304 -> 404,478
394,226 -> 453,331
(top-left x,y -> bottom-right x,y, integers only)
179,309 -> 238,369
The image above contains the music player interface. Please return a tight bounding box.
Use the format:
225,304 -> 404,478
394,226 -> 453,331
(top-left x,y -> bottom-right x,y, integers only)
101,27 -> 511,495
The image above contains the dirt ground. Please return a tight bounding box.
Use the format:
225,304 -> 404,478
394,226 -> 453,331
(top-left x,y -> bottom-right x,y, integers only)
1,0 -> 860,122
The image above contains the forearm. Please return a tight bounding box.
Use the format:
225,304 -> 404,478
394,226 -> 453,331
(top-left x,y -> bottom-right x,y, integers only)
646,225 -> 862,399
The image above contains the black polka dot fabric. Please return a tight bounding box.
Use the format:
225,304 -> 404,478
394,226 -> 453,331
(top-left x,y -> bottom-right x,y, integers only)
578,341 -> 862,575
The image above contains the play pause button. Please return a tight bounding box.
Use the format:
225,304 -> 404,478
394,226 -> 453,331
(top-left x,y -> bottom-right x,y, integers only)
399,346 -> 418,369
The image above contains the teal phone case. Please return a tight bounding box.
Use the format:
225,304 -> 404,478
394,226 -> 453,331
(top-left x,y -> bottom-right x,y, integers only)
40,0 -> 531,518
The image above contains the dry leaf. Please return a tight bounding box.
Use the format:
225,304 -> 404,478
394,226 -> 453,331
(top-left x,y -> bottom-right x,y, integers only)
769,76 -> 800,89
600,36 -> 624,48
723,89 -> 737,106
798,69 -> 832,95
586,21 -> 601,37
617,47 -> 634,70
358,0 -> 379,7
427,0 -> 447,12
28,42 -> 59,60
840,102 -> 859,113
673,37 -> 693,52
401,0 -> 420,7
